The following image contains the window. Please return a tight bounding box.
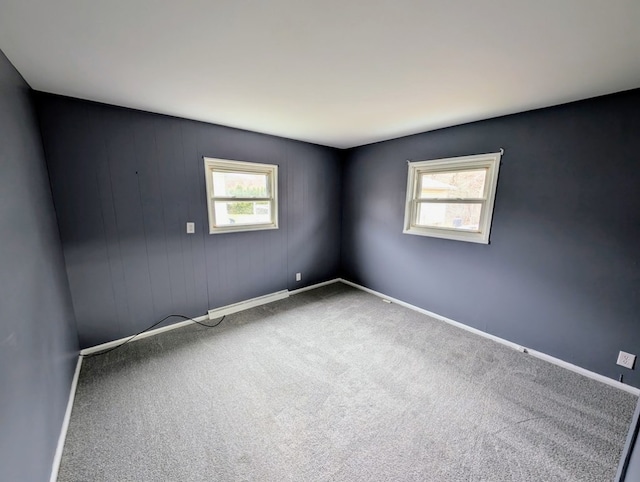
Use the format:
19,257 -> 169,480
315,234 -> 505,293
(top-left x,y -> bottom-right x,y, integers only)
203,157 -> 278,234
403,151 -> 502,244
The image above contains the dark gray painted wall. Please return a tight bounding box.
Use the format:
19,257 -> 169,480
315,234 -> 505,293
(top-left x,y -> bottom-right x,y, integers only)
341,89 -> 640,389
37,94 -> 342,349
0,50 -> 78,481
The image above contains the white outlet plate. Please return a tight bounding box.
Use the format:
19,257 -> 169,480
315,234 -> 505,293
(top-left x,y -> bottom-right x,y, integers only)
295,273 -> 301,282
186,222 -> 195,234
617,351 -> 636,369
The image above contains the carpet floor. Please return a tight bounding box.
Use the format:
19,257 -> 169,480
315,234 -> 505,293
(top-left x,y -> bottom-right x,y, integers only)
58,282 -> 637,481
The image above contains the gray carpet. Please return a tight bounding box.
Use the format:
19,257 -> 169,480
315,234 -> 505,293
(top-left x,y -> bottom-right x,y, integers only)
58,283 -> 637,481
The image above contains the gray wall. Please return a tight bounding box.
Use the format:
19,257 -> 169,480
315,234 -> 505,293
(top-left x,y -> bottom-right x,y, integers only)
341,89 -> 640,389
0,51 -> 78,481
37,94 -> 342,349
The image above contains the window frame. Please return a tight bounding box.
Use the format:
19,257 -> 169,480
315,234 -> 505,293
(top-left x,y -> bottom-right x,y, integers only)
403,152 -> 502,244
203,157 -> 278,234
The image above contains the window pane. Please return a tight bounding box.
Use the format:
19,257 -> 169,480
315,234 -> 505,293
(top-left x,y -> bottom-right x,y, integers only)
212,171 -> 269,198
416,203 -> 482,231
419,169 -> 487,199
214,201 -> 271,226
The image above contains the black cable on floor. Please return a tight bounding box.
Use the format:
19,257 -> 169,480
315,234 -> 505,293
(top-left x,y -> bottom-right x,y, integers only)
81,314 -> 226,358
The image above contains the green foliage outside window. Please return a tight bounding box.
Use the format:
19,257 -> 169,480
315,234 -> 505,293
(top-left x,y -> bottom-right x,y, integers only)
227,202 -> 254,215
226,182 -> 268,215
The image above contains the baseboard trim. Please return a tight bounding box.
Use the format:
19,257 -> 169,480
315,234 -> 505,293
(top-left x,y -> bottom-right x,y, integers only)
339,278 -> 640,396
525,348 -> 640,396
288,278 -> 341,295
81,290 -> 291,356
80,314 -> 211,356
50,356 -> 83,482
207,290 -> 289,319
78,278 -> 639,394
80,282 -> 343,356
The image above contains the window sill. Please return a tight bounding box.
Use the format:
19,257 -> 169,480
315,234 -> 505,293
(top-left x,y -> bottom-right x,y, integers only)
209,224 -> 279,235
403,226 -> 489,244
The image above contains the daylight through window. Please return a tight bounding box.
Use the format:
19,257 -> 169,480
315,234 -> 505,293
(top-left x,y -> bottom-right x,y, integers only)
203,158 -> 278,234
403,152 -> 502,244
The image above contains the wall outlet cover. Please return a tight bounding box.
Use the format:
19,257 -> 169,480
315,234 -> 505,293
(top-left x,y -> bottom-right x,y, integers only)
295,273 -> 301,282
186,222 -> 195,234
617,351 -> 636,369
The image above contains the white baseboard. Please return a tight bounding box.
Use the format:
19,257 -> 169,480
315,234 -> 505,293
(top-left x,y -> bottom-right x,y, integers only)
80,280 -> 341,357
81,290 -> 291,356
50,356 -> 83,482
80,277 -> 638,395
80,314 -> 211,356
339,278 -> 640,396
288,278 -> 341,295
207,290 -> 289,319
524,348 -> 640,396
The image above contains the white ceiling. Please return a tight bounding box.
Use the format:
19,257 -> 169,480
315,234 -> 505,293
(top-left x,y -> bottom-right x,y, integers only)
1,1 -> 639,148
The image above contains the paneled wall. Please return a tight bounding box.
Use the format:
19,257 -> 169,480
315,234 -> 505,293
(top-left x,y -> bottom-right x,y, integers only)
37,94 -> 342,348
341,89 -> 640,389
0,50 -> 78,482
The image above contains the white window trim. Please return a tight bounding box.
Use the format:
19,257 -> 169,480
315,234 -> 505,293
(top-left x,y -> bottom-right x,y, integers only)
403,151 -> 502,244
203,157 -> 278,234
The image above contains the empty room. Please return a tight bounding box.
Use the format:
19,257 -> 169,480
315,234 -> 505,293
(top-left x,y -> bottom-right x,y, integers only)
2,1 -> 640,481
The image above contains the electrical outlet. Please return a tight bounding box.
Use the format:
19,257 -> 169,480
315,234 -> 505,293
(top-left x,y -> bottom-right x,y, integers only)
617,351 -> 636,369
295,272 -> 301,282
186,222 -> 195,234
